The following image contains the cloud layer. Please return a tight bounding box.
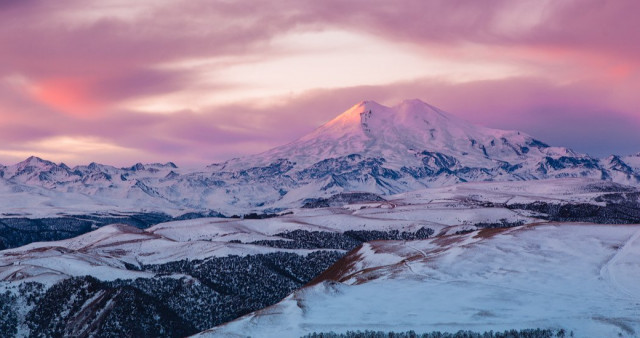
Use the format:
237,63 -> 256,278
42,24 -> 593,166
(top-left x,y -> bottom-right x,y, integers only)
0,0 -> 638,166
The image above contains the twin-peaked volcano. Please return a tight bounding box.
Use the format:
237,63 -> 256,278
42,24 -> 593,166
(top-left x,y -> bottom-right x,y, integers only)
234,99 -> 574,170
1,99 -> 639,215
220,99 -> 612,189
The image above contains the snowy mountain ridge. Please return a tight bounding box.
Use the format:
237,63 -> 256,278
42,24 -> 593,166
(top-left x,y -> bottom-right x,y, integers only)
1,99 -> 640,217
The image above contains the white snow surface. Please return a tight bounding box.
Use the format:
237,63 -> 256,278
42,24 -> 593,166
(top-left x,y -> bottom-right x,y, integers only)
202,223 -> 640,338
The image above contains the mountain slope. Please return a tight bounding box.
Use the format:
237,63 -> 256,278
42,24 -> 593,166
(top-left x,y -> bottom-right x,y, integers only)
202,223 -> 640,337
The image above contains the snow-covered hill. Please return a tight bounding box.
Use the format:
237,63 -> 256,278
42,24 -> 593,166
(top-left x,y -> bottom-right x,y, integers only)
2,179 -> 558,285
1,99 -> 639,217
202,223 -> 640,337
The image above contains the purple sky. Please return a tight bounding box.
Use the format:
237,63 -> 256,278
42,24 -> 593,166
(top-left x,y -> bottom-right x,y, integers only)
1,0 -> 638,166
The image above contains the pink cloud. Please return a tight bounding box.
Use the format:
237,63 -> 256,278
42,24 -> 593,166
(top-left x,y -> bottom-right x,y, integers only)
0,1 -> 309,115
305,0 -> 640,61
0,74 -> 639,166
0,1 -> 638,165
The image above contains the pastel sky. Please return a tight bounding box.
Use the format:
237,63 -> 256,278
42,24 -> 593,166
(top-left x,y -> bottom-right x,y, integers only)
1,0 -> 638,167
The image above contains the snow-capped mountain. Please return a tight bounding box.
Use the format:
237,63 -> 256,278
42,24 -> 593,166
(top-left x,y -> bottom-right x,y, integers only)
229,99 -> 573,170
1,99 -> 639,217
219,99 -> 627,194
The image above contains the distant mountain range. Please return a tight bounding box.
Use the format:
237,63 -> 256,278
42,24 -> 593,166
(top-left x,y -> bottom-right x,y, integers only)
1,99 -> 639,217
